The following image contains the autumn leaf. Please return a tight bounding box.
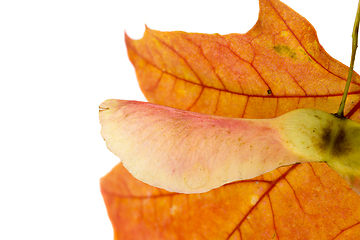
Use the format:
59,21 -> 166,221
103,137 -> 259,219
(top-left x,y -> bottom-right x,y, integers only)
125,2 -> 360,120
101,0 -> 360,239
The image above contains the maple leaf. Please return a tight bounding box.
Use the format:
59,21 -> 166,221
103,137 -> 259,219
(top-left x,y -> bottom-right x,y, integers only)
100,0 -> 360,239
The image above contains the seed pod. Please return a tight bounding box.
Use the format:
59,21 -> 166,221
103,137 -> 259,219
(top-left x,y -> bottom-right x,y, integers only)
99,99 -> 360,195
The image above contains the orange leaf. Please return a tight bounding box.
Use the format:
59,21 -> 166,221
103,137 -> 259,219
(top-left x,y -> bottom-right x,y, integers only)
125,0 -> 360,120
102,163 -> 360,239
101,0 -> 360,239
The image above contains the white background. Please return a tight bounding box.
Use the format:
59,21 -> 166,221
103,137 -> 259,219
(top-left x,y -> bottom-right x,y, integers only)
0,0 -> 359,239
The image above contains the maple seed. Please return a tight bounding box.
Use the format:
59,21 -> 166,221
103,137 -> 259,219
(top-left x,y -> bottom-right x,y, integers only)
99,99 -> 360,195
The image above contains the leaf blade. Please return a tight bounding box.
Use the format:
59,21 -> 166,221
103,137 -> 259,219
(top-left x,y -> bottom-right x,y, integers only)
101,162 -> 360,239
125,0 -> 360,118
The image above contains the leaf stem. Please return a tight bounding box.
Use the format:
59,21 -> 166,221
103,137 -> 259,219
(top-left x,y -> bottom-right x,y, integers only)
336,0 -> 360,118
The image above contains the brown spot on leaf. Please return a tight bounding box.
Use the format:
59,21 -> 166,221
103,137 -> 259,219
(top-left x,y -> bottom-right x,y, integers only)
273,44 -> 297,60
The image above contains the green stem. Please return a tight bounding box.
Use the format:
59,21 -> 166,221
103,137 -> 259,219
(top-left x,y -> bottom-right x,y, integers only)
336,0 -> 360,118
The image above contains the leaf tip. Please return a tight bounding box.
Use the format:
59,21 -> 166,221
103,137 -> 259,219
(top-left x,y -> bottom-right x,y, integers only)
124,30 -> 132,43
